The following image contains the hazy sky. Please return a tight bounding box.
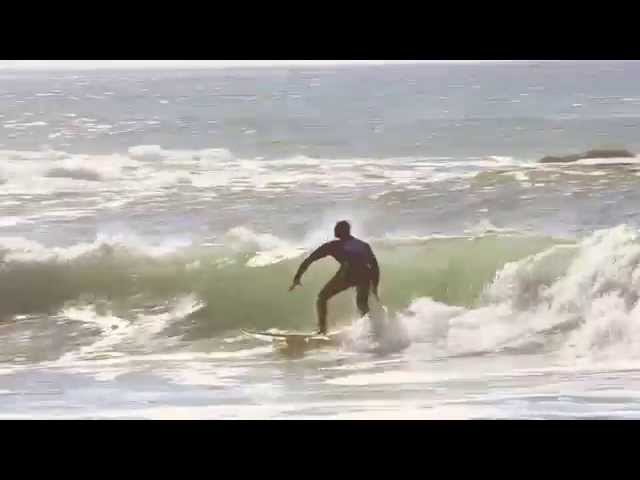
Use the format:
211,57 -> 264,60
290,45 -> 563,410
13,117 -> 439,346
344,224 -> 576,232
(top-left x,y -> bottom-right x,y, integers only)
0,60 -> 513,71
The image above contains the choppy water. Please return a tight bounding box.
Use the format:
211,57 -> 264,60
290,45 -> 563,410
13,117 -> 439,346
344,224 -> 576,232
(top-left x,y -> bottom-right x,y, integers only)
2,61 -> 640,418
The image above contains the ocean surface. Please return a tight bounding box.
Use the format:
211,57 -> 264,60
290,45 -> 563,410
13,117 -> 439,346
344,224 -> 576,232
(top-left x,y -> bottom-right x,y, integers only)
2,60 -> 640,418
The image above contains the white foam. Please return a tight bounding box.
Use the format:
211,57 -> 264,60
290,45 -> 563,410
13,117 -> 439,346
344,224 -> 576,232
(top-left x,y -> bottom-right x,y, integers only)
342,300 -> 410,354
464,219 -> 518,236
221,226 -> 307,267
224,226 -> 289,252
397,225 -> 640,363
3,121 -> 47,129
0,216 -> 30,227
0,146 -> 539,198
574,156 -> 640,166
246,247 -> 306,267
58,294 -> 204,362
127,144 -> 165,158
505,170 -> 532,187
0,149 -> 149,195
0,232 -> 193,263
160,364 -> 250,388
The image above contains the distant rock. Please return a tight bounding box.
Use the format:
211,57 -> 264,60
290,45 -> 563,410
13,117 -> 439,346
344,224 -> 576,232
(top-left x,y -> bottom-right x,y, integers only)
539,154 -> 582,163
539,148 -> 635,164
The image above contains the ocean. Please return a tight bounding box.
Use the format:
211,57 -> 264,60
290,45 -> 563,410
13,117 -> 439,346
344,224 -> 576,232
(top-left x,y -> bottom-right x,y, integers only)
1,60 -> 640,418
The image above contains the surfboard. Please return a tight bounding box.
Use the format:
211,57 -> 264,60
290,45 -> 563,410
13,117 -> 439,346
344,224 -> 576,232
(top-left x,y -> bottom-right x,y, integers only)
242,329 -> 344,340
241,329 -> 347,350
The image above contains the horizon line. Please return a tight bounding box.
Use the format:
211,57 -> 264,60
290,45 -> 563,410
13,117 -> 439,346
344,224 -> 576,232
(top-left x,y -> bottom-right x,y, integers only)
0,60 -> 524,71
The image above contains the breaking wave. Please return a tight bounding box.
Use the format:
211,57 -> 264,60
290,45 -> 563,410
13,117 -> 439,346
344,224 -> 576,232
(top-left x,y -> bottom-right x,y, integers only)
4,224 -> 640,364
0,228 -> 557,336
399,225 -> 640,362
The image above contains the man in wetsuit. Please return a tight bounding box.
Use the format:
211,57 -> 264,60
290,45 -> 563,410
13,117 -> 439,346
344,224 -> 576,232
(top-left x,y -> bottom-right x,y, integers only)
289,221 -> 380,335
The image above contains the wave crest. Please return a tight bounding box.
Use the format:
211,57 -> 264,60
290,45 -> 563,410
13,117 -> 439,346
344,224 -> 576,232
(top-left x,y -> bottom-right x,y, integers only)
401,225 -> 640,361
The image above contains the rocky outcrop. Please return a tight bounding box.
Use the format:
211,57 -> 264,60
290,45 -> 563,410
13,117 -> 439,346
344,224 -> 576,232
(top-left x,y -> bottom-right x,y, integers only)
539,149 -> 635,164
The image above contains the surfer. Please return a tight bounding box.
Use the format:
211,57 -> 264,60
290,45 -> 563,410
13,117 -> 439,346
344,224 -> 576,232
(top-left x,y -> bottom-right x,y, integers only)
289,221 -> 380,335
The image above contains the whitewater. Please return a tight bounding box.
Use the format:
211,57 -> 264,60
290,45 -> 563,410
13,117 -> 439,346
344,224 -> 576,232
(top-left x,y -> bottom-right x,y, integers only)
2,61 -> 640,418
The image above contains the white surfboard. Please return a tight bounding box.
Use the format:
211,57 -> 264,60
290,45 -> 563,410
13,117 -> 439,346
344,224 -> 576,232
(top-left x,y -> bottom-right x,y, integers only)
241,329 -> 346,348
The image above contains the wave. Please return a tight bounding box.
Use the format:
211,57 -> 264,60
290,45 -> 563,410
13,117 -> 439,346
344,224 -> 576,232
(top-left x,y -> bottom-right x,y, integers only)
1,145 -> 638,200
57,294 -> 204,362
4,224 -> 640,364
0,146 -> 532,197
0,228 -> 559,337
399,225 -> 640,362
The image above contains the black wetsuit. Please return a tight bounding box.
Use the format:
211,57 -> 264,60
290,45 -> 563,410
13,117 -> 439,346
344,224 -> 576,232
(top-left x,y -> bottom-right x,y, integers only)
293,236 -> 379,333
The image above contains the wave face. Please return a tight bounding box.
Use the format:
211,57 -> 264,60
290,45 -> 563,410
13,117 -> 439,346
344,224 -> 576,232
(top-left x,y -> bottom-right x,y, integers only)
0,229 -> 558,337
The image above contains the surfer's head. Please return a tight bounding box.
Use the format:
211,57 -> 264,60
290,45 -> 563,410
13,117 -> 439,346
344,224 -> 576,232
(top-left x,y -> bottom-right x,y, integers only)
334,220 -> 351,239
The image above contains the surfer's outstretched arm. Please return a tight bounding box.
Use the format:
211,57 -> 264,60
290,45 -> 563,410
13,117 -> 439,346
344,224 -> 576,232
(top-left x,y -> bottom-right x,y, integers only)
290,242 -> 333,290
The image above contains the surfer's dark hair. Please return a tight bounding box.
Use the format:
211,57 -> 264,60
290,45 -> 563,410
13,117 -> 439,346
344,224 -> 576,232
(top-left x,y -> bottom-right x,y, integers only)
334,220 -> 351,238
